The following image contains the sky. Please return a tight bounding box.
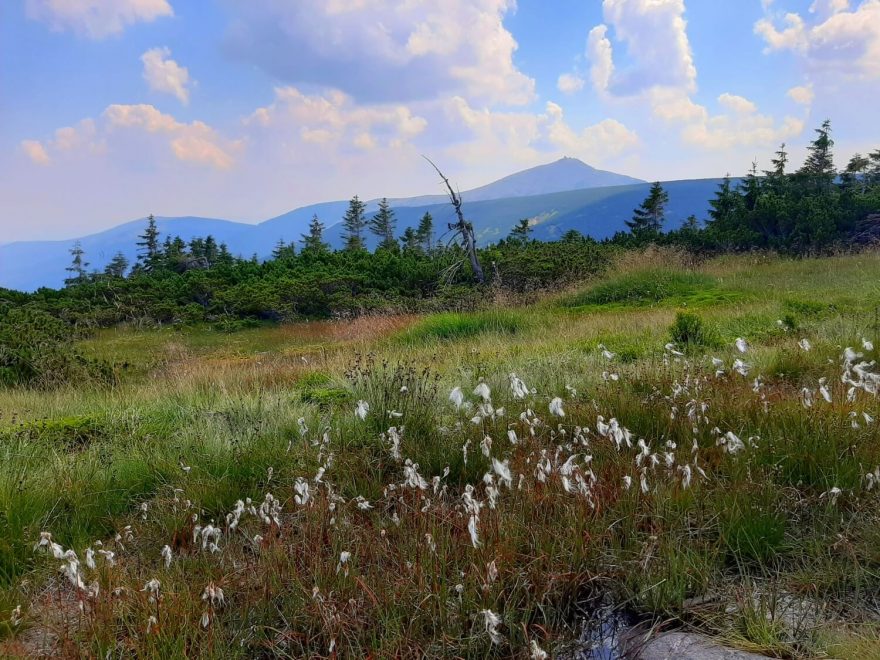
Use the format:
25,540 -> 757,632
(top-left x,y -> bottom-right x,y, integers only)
1,0 -> 878,243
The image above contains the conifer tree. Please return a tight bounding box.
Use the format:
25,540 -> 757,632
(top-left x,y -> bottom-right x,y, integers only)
799,119 -> 835,190
342,196 -> 368,251
369,198 -> 398,251
415,212 -> 434,253
104,252 -> 129,278
508,218 -> 532,243
64,241 -> 89,286
626,182 -> 668,236
301,214 -> 330,255
401,227 -> 420,253
136,214 -> 161,271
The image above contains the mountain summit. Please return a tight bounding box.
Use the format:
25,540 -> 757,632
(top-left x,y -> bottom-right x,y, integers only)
461,157 -> 645,201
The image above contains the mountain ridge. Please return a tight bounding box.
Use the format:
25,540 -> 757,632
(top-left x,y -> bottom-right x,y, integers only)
0,160 -> 723,292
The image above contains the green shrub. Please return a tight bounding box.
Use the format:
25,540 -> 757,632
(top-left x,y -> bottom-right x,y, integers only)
561,269 -> 720,309
397,310 -> 529,343
0,307 -> 115,389
669,311 -> 718,348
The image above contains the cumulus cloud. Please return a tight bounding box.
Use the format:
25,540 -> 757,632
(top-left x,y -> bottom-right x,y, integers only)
222,0 -> 534,105
246,87 -> 428,151
25,0 -> 173,39
682,112 -> 804,150
141,47 -> 191,105
21,140 -> 51,165
104,104 -> 239,169
589,0 -> 696,96
755,0 -> 880,78
557,73 -> 586,95
23,105 -> 238,170
718,93 -> 758,114
787,84 -> 815,105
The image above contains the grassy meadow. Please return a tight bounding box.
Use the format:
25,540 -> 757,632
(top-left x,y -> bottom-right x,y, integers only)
2,249 -> 880,658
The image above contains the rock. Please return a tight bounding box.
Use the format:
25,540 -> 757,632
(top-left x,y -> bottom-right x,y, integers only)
632,632 -> 768,659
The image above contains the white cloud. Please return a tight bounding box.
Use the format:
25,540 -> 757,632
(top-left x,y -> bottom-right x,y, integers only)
141,47 -> 191,105
682,113 -> 805,150
544,103 -> 639,157
718,93 -> 758,114
787,84 -> 815,105
247,87 -> 428,151
222,0 -> 534,106
23,105 -> 238,170
104,104 -> 239,169
25,0 -> 173,39
591,0 -> 697,96
21,140 -> 51,165
755,0 -> 880,78
557,73 -> 585,95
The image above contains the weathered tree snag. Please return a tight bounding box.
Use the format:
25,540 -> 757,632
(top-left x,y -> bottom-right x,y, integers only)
423,156 -> 485,284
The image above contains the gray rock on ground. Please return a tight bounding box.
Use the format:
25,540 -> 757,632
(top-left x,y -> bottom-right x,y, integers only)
633,632 -> 769,659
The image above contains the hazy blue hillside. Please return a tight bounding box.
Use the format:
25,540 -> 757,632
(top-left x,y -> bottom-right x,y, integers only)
0,217 -> 251,292
0,159 -> 723,291
387,157 -> 645,208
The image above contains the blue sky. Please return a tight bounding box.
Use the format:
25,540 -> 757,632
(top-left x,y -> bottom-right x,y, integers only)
1,0 -> 878,242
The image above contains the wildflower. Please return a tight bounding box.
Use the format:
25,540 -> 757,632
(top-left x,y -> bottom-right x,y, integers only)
799,338 -> 812,351
665,342 -> 684,357
355,496 -> 373,510
507,429 -> 518,445
530,640 -> 549,659
735,337 -> 748,353
480,609 -> 503,644
598,344 -> 615,360
355,400 -> 370,421
819,378 -> 832,403
863,338 -> 874,351
720,431 -> 745,454
142,578 -> 161,603
509,373 -> 530,399
622,475 -> 632,490
480,435 -> 492,457
425,533 -> 436,553
179,460 -> 191,474
200,611 -> 211,628
146,615 -> 158,634
161,545 -> 172,568
450,387 -> 465,408
337,551 -> 351,576
85,547 -> 96,570
294,478 -> 311,506
474,382 -> 491,402
468,515 -> 480,548
297,417 -> 308,436
202,582 -> 225,607
732,359 -> 750,376
34,532 -> 65,559
487,559 -> 498,584
820,486 -> 842,504
9,605 -> 22,628
549,397 -> 565,417
800,388 -> 814,408
678,464 -> 692,489
492,458 -> 512,488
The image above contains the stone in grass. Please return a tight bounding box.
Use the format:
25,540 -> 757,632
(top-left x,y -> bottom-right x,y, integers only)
635,632 -> 769,659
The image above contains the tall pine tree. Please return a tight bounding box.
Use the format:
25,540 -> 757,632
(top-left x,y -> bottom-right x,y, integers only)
136,214 -> 162,271
415,212 -> 434,253
104,252 -> 129,278
64,241 -> 89,287
341,196 -> 367,251
301,214 -> 330,255
626,182 -> 668,236
799,119 -> 835,190
369,198 -> 398,251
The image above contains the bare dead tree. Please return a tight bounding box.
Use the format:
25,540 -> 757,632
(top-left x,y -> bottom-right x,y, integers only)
423,156 -> 485,284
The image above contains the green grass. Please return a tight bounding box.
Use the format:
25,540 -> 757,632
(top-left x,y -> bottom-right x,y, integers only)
560,268 -> 739,310
396,309 -> 532,343
2,251 -> 880,657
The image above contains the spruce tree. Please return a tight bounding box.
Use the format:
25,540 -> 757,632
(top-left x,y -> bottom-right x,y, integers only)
415,212 -> 434,253
799,119 -> 835,190
369,198 -> 398,251
301,215 -> 330,255
64,241 -> 89,286
204,236 -> 219,266
401,227 -> 420,253
508,218 -> 532,243
104,252 -> 129,278
342,196 -> 367,251
136,214 -> 161,271
626,182 -> 668,236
